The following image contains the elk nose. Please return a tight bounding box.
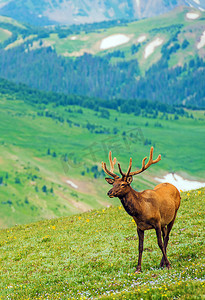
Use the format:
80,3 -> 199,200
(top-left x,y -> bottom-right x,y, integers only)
107,190 -> 112,196
107,190 -> 114,198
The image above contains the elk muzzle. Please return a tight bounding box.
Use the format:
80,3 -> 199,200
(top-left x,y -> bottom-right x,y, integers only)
107,189 -> 115,198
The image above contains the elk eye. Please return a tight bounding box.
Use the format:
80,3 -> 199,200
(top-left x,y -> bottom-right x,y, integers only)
121,183 -> 126,187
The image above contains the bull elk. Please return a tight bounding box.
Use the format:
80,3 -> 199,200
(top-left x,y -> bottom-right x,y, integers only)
102,147 -> 180,272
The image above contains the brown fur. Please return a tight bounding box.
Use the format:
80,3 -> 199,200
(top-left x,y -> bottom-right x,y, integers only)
103,148 -> 181,272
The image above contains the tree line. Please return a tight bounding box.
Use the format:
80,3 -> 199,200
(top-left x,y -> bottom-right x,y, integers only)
0,33 -> 204,108
0,77 -> 195,117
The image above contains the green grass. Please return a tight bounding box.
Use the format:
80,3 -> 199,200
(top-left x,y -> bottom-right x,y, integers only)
0,15 -> 26,28
0,93 -> 205,228
0,188 -> 204,299
40,7 -> 205,72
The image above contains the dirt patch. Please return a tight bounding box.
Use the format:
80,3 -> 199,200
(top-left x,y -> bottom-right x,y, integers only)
34,157 -> 43,162
56,190 -> 90,212
63,48 -> 94,57
62,176 -> 97,195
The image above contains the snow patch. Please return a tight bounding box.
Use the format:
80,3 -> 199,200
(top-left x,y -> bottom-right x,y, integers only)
192,0 -> 200,4
1,28 -> 12,37
186,12 -> 200,19
197,30 -> 205,49
100,34 -> 130,50
155,173 -> 205,191
136,0 -> 140,8
137,35 -> 146,43
66,180 -> 78,189
198,6 -> 205,11
188,3 -> 194,7
70,36 -> 77,40
144,37 -> 163,59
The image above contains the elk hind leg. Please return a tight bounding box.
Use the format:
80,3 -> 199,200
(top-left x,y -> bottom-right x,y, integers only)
160,218 -> 176,268
155,225 -> 171,269
160,226 -> 167,267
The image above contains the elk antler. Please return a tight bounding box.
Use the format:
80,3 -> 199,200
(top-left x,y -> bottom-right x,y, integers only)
102,151 -> 118,178
128,146 -> 161,176
118,158 -> 132,177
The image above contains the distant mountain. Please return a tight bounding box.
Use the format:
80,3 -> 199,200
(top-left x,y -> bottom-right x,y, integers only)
0,0 -> 205,25
0,7 -> 204,108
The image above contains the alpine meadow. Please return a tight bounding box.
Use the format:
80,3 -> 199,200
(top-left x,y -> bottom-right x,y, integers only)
0,1 -> 204,299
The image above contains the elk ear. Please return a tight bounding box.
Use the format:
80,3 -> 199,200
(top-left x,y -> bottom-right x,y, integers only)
105,178 -> 115,185
126,176 -> 133,184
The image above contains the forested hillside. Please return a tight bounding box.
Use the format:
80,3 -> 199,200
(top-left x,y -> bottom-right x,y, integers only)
0,77 -> 205,227
0,8 -> 204,108
0,45 -> 204,108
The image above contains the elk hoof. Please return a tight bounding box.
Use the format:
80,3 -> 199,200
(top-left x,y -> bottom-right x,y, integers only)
135,267 -> 142,273
160,260 -> 165,268
166,263 -> 171,270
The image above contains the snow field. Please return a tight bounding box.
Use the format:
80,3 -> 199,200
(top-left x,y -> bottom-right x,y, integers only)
186,12 -> 200,19
100,34 -> 130,50
197,30 -> 205,49
144,37 -> 163,59
155,173 -> 205,191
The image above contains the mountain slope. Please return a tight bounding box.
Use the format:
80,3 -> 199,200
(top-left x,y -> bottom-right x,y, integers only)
0,7 -> 204,107
0,0 -> 205,25
0,188 -> 204,298
0,78 -> 205,228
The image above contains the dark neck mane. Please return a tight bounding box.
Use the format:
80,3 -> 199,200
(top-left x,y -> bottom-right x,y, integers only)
119,187 -> 141,217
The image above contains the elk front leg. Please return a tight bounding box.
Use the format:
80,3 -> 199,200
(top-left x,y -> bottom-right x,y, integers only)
135,228 -> 144,273
155,226 -> 171,269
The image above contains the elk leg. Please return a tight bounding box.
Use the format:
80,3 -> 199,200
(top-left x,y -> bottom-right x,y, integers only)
135,228 -> 144,273
160,226 -> 167,267
155,226 -> 171,269
160,217 -> 176,267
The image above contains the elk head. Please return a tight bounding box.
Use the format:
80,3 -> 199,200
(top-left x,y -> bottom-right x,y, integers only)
102,147 -> 161,198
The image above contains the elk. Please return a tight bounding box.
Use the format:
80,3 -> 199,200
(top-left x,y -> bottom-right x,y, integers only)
102,147 -> 180,272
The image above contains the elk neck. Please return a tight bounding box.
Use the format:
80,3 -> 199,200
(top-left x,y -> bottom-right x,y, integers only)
119,186 -> 142,217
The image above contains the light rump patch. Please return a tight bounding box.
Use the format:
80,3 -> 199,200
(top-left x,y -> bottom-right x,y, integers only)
100,34 -> 130,50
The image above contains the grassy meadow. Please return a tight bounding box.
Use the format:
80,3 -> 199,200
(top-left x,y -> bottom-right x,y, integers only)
0,92 -> 205,228
42,7 -> 205,71
0,188 -> 204,299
